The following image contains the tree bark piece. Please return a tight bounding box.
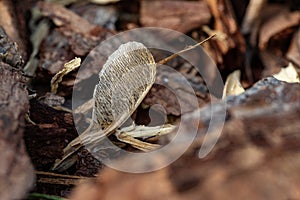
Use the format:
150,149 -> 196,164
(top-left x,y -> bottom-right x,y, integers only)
0,62 -> 35,200
0,27 -> 24,68
140,0 -> 211,33
69,78 -> 300,200
35,2 -> 114,96
0,0 -> 26,58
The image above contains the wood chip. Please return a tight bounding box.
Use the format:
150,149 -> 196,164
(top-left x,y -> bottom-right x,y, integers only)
37,1 -> 96,35
143,66 -> 209,116
35,2 -> 114,96
140,0 -> 211,33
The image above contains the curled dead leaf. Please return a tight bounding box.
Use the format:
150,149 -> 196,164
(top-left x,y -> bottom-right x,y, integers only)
51,57 -> 81,94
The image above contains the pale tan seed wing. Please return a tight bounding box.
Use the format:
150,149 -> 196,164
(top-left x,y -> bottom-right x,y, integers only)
87,42 -> 156,143
222,70 -> 245,99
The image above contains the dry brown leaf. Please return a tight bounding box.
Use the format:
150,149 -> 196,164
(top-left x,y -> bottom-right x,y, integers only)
259,11 -> 300,49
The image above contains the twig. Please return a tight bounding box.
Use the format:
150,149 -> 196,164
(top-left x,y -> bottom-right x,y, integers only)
35,171 -> 96,186
36,171 -> 93,179
158,34 -> 216,65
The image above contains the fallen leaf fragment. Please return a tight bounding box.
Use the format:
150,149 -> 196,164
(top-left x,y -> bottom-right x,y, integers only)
51,57 -> 81,94
222,70 -> 245,99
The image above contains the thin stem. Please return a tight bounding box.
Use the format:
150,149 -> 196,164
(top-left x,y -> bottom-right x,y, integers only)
157,34 -> 216,65
35,170 -> 94,179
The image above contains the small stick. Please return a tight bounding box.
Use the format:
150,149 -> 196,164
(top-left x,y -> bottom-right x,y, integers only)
35,171 -> 96,186
35,170 -> 94,179
158,34 -> 216,65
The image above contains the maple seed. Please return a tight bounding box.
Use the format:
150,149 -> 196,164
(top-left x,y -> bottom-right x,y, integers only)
52,35 -> 215,171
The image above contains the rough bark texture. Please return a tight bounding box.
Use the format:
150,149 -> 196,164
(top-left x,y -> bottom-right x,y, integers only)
0,62 -> 35,200
0,0 -> 27,59
0,27 -> 23,68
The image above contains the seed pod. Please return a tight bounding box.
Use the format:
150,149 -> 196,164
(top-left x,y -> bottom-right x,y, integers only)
53,42 -> 156,170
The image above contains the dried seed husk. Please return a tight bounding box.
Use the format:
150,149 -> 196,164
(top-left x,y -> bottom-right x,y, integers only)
53,42 -> 156,170
69,42 -> 156,147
